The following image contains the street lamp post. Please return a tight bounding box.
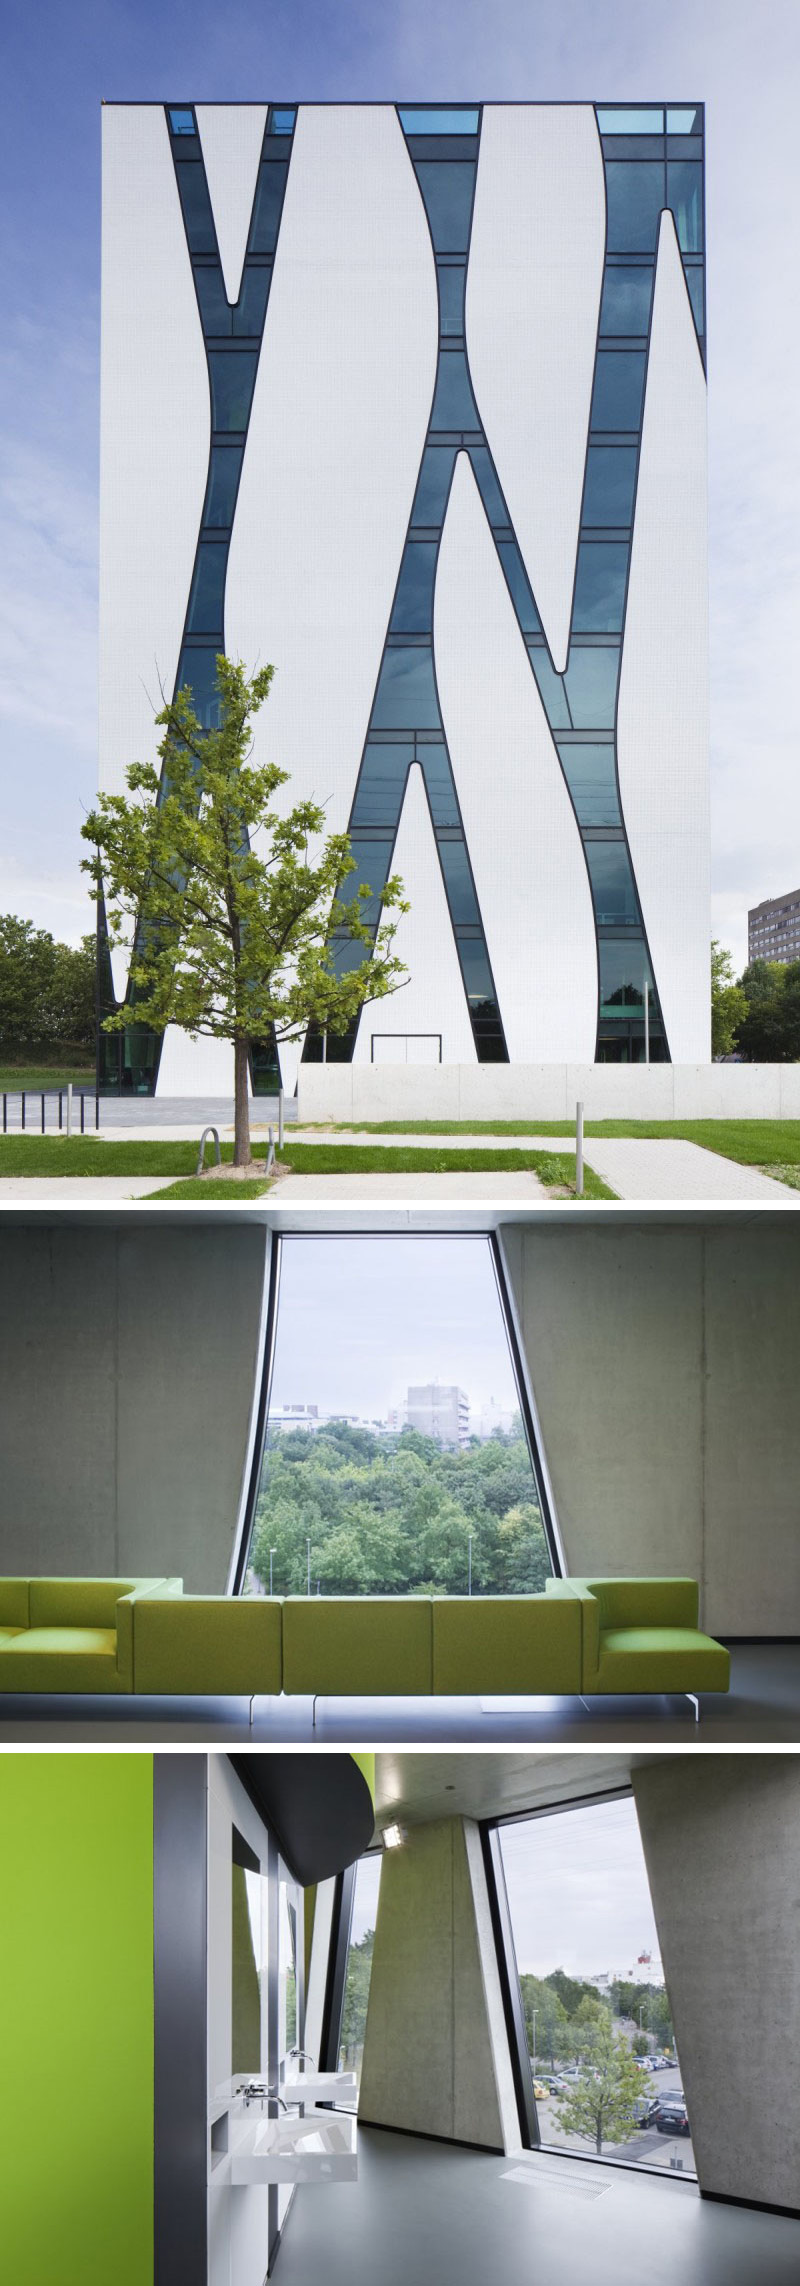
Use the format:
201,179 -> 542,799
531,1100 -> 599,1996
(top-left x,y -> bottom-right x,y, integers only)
468,1533 -> 474,1596
269,1547 -> 276,1596
531,2007 -> 538,2079
306,1537 -> 311,1595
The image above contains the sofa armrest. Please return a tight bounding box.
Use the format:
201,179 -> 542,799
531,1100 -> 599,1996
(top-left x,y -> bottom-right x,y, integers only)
115,1579 -> 183,1686
590,1578 -> 700,1632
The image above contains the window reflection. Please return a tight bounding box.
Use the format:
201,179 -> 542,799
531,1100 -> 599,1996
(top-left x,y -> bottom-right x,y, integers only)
599,267 -> 654,336
390,545 -> 438,633
564,647 -> 620,729
208,349 -> 259,432
371,647 -> 440,729
338,1854 -> 382,2100
668,161 -> 703,251
605,162 -> 665,252
411,446 -> 456,525
591,351 -> 646,431
414,162 -> 475,250
430,352 -> 480,431
556,744 -> 621,827
584,840 -> 638,925
249,163 -> 288,252
573,544 -> 628,633
582,447 -> 638,528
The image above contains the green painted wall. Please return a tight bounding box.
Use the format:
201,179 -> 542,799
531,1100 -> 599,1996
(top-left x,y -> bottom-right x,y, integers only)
0,1754 -> 154,2286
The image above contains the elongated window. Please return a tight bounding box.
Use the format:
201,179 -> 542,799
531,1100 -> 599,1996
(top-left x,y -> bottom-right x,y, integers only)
337,1852 -> 382,2102
239,1234 -> 556,1598
494,1793 -> 694,2178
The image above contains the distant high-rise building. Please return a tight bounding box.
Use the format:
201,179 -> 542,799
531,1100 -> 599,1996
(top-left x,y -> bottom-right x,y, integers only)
405,1383 -> 470,1447
748,889 -> 800,966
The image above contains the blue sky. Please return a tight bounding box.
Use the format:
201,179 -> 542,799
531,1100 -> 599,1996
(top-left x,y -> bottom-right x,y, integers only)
1,0 -> 798,968
270,1235 -> 521,1419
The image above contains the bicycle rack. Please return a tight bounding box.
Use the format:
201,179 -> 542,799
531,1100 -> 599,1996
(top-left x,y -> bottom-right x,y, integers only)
196,1125 -> 222,1176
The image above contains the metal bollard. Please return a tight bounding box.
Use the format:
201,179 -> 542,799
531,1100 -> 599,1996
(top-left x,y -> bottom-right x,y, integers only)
196,1125 -> 222,1176
41,1092 -> 46,1134
66,1083 -> 73,1139
265,1126 -> 276,1176
278,1088 -> 284,1150
21,1091 -> 26,1131
80,1092 -> 86,1134
575,1100 -> 584,1199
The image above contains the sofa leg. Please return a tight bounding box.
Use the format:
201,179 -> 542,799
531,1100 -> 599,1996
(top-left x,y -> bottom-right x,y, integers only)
686,1692 -> 700,1724
249,1695 -> 255,1729
312,1695 -> 319,1731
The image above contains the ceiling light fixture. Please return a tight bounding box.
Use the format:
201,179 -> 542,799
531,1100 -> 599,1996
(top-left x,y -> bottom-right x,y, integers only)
382,1822 -> 406,1850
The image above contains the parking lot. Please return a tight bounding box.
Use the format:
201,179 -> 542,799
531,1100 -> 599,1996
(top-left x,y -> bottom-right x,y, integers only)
531,2062 -> 697,2175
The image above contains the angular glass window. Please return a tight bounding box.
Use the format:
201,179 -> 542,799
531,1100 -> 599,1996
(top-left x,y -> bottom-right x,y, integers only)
468,446 -> 507,528
496,1793 -> 692,2177
430,351 -> 480,431
337,837 -> 393,925
529,651 -> 571,729
411,445 -> 456,527
584,839 -> 638,926
437,264 -> 466,335
599,938 -> 653,1012
668,161 -> 703,251
556,743 -> 621,827
350,743 -> 412,830
176,646 -> 223,729
497,542 -> 540,634
682,263 -> 705,337
413,162 -> 475,252
667,107 -> 701,135
208,349 -> 259,432
338,1853 -> 383,2099
591,351 -> 646,432
390,544 -> 438,634
564,646 -> 620,729
599,266 -> 654,335
270,108 -> 296,133
234,266 -> 271,335
204,444 -> 243,528
168,108 -> 195,135
371,647 -> 440,730
605,162 -> 664,252
193,264 -> 232,336
249,162 -> 287,252
582,446 -> 638,528
458,939 -> 498,1014
597,108 -> 664,134
241,1233 -> 549,1597
573,543 -> 628,633
174,159 -> 217,254
185,542 -> 227,635
419,744 -> 460,827
437,837 -> 479,926
400,108 -> 480,134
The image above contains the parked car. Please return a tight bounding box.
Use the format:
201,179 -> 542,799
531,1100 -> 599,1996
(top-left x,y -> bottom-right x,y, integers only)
651,2055 -> 674,2070
633,2095 -> 660,2128
532,2080 -> 551,2101
655,2094 -> 690,2136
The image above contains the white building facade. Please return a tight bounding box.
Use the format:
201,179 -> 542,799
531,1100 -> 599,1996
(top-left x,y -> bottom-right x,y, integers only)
99,101 -> 709,1094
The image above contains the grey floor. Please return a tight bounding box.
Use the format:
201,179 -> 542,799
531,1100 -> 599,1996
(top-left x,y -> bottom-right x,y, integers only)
1,1643 -> 798,1744
274,2127 -> 800,2286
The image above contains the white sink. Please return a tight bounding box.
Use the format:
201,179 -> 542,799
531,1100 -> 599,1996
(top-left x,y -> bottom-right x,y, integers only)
229,2106 -> 358,2185
281,2070 -> 358,2104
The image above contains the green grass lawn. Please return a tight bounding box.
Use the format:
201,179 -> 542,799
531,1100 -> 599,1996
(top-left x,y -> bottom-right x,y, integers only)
277,1142 -> 614,1195
0,1138 -> 229,1176
312,1117 -> 800,1166
0,1066 -> 95,1092
151,1177 -> 271,1199
0,1134 -> 614,1196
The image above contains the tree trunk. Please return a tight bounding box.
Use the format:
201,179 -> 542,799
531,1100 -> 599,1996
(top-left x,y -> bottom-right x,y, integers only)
234,1035 -> 251,1166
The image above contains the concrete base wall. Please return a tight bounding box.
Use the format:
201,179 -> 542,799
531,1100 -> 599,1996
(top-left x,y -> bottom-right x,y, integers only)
297,1062 -> 800,1123
0,1223 -> 268,1591
633,1757 -> 800,2209
360,1818 -> 519,2151
503,1219 -> 800,1635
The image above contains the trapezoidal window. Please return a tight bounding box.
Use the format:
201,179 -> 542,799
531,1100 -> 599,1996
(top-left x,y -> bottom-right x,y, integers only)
239,1234 -> 556,1598
494,1792 -> 695,2178
337,1850 -> 382,2105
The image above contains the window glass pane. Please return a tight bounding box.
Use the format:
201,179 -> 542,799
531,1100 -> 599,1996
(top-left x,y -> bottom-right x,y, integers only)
243,1235 -> 549,1596
176,646 -> 222,728
437,837 -> 479,925
185,542 -> 227,635
419,745 -> 460,826
234,266 -> 270,335
437,264 -> 466,335
498,542 -> 540,633
564,646 -> 620,729
411,445 -> 456,526
584,839 -> 638,924
600,938 -> 653,1012
175,159 -> 217,253
270,108 -> 296,133
413,162 -> 475,251
194,264 -> 231,335
204,445 -> 243,528
597,108 -> 664,134
249,162 -> 287,252
529,651 -> 571,729
556,743 -> 621,827
390,544 -> 438,633
582,446 -> 637,527
208,349 -> 259,431
168,108 -> 195,135
430,351 -> 480,431
683,264 -> 705,335
667,108 -> 701,135
668,161 -> 703,251
599,266 -> 653,335
573,543 -> 628,633
591,351 -> 646,431
458,940 -> 499,1017
469,446 -> 506,527
371,647 -> 440,730
400,108 -> 480,134
337,836 -> 392,925
350,743 -> 413,829
338,1855 -> 383,2100
605,162 -> 664,252
498,1796 -> 692,2176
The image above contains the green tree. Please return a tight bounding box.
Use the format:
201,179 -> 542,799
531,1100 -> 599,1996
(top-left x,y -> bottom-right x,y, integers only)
81,657 -> 408,1162
632,2032 -> 650,2056
737,958 -> 800,1062
710,939 -> 747,1058
519,1974 -> 570,2069
339,1929 -> 375,2075
552,2011 -> 644,2154
0,917 -> 96,1053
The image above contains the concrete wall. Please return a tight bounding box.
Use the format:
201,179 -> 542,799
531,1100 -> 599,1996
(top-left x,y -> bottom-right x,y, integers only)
633,1756 -> 800,2209
297,1062 -> 800,1123
359,1818 -> 519,2152
503,1218 -> 800,1635
0,1223 -> 268,1591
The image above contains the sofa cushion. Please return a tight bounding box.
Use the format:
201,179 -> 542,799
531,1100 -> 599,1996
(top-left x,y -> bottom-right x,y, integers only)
0,1627 -> 122,1692
0,1581 -> 30,1628
0,1628 -> 25,1645
595,1626 -> 730,1695
132,1595 -> 282,1696
283,1597 -> 432,1696
29,1579 -> 143,1629
432,1595 -> 582,1695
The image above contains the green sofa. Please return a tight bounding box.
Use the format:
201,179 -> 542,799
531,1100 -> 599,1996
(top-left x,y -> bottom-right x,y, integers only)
0,1574 -> 730,1707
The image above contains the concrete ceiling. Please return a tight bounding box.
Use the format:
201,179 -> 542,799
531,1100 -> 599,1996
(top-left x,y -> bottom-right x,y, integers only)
372,1750 -> 661,1830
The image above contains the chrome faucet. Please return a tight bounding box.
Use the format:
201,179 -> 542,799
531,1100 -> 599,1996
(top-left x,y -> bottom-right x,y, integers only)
282,2047 -> 316,2079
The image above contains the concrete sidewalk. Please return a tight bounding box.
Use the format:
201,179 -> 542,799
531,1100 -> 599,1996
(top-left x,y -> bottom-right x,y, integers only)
582,1138 -> 796,1201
